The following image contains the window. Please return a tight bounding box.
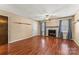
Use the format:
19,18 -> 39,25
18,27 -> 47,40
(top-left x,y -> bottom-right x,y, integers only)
61,20 -> 69,32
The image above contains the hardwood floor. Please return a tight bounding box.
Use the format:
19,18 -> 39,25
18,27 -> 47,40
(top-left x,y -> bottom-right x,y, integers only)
8,36 -> 79,55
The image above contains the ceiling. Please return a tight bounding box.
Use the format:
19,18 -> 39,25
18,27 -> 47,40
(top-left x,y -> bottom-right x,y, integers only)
0,4 -> 79,20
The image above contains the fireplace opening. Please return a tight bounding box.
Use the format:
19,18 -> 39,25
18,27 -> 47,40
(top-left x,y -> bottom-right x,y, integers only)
48,30 -> 56,37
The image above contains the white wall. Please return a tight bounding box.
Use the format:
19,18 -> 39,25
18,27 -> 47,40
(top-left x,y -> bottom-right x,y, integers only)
74,22 -> 79,46
32,21 -> 40,36
9,16 -> 33,43
0,10 -> 39,43
74,11 -> 79,46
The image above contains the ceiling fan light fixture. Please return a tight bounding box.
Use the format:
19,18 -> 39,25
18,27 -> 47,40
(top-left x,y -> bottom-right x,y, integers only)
45,15 -> 50,20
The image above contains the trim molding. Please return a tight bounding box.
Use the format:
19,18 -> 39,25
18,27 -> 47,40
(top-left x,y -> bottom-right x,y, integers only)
73,39 -> 79,46
46,26 -> 59,28
13,22 -> 31,25
9,35 -> 40,43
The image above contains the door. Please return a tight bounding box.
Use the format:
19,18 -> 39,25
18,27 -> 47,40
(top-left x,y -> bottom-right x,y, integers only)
0,15 -> 8,54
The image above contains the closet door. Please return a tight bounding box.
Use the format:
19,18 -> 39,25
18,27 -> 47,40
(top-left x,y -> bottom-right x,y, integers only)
0,15 -> 8,54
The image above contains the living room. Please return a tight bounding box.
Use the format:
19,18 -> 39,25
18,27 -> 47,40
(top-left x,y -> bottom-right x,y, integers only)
0,4 -> 79,55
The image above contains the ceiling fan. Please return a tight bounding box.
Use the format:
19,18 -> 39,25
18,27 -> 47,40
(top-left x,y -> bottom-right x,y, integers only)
42,15 -> 58,22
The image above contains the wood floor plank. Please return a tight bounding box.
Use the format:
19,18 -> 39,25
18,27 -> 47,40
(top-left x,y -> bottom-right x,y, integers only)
8,36 -> 79,55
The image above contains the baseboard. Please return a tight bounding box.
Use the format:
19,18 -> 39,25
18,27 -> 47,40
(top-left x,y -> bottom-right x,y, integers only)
73,39 -> 79,46
9,36 -> 32,43
9,35 -> 40,43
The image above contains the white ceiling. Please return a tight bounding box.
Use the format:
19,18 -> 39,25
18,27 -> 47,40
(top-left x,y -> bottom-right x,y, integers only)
0,4 -> 79,20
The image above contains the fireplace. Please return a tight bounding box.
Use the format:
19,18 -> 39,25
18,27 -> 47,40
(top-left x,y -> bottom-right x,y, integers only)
48,30 -> 56,37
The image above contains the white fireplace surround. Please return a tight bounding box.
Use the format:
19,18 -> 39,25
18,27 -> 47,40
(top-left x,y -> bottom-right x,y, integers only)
46,27 -> 59,37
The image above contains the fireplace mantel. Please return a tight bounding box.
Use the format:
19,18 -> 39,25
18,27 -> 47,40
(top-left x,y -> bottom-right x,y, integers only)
46,26 -> 59,28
